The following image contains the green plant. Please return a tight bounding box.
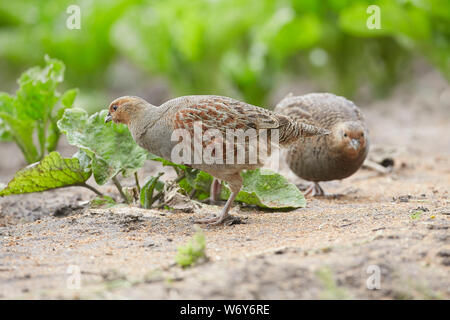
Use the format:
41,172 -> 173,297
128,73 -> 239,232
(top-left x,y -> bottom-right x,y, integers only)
1,1 -> 448,107
0,151 -> 101,197
0,108 -> 148,202
0,56 -> 78,163
140,173 -> 165,209
175,230 -> 207,268
111,0 -> 449,103
410,210 -> 423,220
57,108 -> 148,202
316,267 -> 351,300
90,195 -> 117,208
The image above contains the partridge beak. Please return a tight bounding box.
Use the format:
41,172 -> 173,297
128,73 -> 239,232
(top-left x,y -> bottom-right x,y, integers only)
105,113 -> 112,123
350,139 -> 360,150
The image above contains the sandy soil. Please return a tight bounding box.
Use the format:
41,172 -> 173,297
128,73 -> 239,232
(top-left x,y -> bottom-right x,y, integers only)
0,68 -> 449,299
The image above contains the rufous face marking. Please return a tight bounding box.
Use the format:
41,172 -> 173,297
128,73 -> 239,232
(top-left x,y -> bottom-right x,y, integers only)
105,96 -> 140,125
332,121 -> 367,159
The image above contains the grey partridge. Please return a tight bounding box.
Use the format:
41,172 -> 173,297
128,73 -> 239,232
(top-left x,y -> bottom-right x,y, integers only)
275,93 -> 369,196
105,95 -> 329,224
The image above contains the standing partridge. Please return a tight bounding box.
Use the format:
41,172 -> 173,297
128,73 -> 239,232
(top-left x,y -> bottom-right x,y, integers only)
275,93 -> 369,196
105,95 -> 329,224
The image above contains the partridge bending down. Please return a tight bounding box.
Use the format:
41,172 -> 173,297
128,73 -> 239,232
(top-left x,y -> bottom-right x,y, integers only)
275,93 -> 369,196
105,95 -> 329,224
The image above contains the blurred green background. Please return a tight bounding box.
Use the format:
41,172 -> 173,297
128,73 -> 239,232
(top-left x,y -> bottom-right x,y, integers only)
0,0 -> 448,110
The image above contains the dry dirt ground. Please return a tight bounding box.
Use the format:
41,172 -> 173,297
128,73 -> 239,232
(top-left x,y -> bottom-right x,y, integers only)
0,69 -> 449,299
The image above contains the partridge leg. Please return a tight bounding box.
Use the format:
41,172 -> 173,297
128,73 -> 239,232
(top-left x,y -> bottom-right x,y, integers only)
196,173 -> 242,225
304,182 -> 347,198
196,191 -> 239,225
304,182 -> 325,197
209,178 -> 221,204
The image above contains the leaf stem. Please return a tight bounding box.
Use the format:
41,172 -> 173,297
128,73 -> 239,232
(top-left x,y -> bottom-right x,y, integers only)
112,175 -> 130,204
134,172 -> 141,193
81,183 -> 104,196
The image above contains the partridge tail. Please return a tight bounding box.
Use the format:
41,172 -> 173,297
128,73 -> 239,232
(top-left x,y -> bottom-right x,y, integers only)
277,116 -> 330,147
296,121 -> 330,137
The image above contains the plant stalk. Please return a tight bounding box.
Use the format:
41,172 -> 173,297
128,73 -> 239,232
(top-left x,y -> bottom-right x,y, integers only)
134,172 -> 141,193
81,183 -> 104,196
112,175 -> 130,204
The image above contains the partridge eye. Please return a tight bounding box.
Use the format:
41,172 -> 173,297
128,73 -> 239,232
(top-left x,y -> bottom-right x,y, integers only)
344,133 -> 348,137
112,105 -> 118,111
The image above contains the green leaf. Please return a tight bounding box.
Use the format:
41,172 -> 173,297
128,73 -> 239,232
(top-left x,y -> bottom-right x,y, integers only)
0,92 -> 15,115
15,55 -> 64,121
179,168 -> 306,209
57,108 -> 148,185
0,117 -> 12,141
0,152 -> 91,196
147,153 -> 189,170
181,170 -> 213,201
175,230 -> 207,268
46,88 -> 78,153
0,110 -> 38,163
0,93 -> 14,141
410,210 -> 423,220
220,169 -> 306,209
73,149 -> 92,172
90,195 -> 116,208
140,173 -> 164,209
0,56 -> 74,163
61,88 -> 78,108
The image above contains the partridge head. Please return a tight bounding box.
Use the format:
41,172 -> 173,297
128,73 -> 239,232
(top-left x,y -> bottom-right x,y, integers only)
105,96 -> 148,125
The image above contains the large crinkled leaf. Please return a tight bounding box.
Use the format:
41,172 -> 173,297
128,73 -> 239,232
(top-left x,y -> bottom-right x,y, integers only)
15,55 -> 64,121
0,152 -> 91,196
0,96 -> 38,163
57,108 -> 148,185
181,168 -> 306,208
0,56 -> 77,163
220,168 -> 306,209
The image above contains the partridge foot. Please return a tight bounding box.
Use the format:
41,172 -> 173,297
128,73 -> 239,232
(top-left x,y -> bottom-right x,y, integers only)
304,183 -> 349,199
195,214 -> 242,226
304,182 -> 324,197
195,189 -> 241,225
